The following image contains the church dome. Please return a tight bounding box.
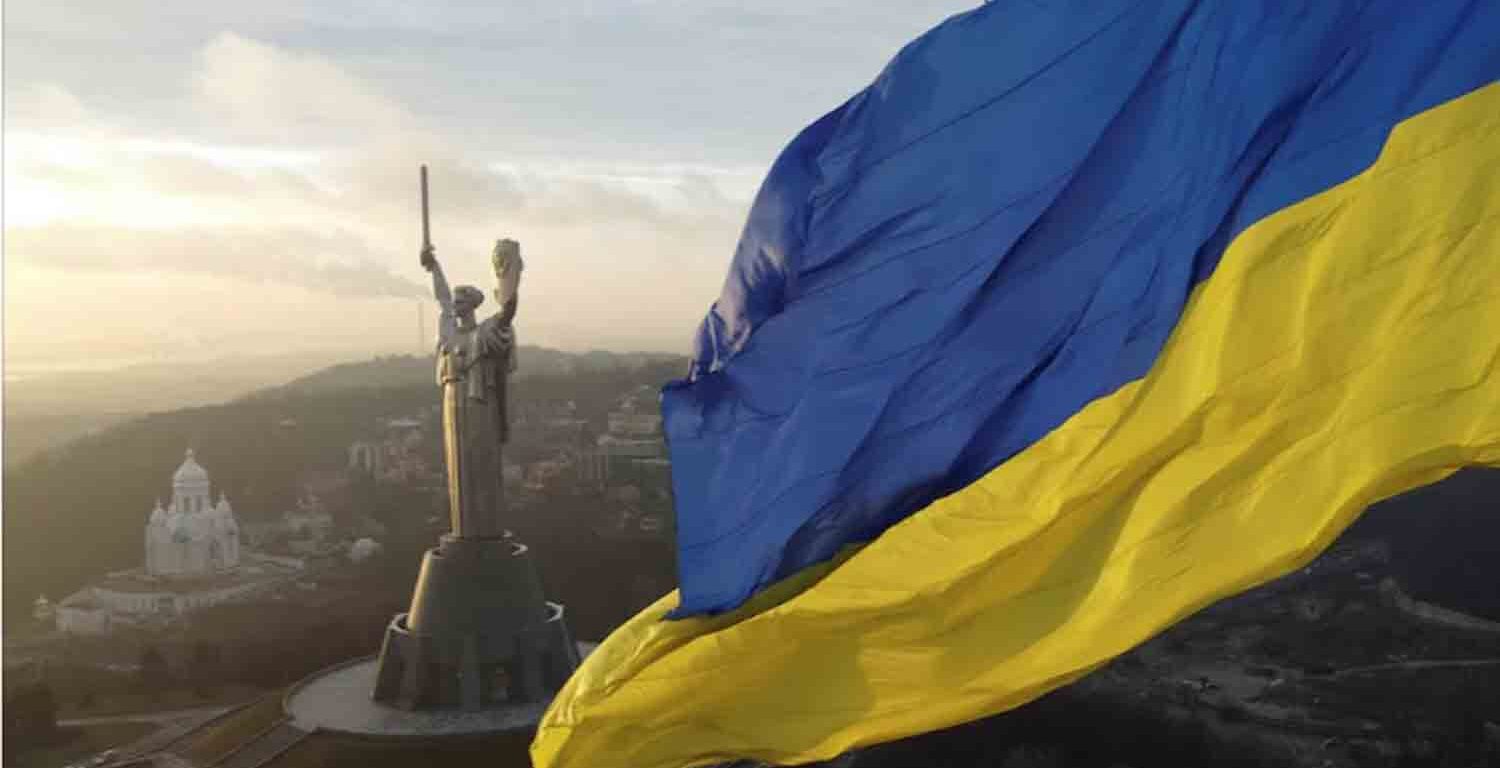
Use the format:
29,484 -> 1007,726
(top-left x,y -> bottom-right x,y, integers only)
174,449 -> 210,485
149,499 -> 166,525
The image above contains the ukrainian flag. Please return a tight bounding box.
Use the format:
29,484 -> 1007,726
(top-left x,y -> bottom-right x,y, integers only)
534,2 -> 1500,766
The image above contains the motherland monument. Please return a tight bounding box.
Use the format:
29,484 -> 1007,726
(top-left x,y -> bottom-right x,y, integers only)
156,166 -> 583,764
369,165 -> 580,709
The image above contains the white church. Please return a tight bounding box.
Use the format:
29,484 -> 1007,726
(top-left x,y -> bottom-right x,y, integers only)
146,449 -> 242,575
54,449 -> 304,636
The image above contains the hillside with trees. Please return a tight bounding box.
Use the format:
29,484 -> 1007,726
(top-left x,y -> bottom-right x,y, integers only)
2,349 -> 686,626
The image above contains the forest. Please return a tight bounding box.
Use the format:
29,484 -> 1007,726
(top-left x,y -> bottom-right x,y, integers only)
2,349 -> 686,626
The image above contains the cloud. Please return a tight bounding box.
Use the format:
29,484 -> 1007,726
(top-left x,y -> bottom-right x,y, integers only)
319,144 -> 529,228
6,83 -> 96,128
2,29 -> 780,361
4,2 -> 981,369
6,223 -> 429,299
193,32 -> 418,143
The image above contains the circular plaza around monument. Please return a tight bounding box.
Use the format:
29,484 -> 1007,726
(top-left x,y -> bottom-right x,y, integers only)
285,657 -> 548,737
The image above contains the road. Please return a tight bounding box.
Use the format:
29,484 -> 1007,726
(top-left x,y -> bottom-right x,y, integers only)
1331,658 -> 1500,679
58,704 -> 235,728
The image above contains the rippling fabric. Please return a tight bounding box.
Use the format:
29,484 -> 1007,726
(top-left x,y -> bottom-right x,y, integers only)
663,0 -> 1500,616
536,78 -> 1500,768
530,3 -> 1500,767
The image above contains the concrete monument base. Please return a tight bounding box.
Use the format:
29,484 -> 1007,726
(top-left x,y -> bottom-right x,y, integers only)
372,533 -> 580,710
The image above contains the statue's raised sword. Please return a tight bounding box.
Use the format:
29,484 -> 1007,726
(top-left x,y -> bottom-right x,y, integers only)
419,164 -> 434,269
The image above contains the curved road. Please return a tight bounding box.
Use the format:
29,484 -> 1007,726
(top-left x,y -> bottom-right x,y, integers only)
58,704 -> 235,728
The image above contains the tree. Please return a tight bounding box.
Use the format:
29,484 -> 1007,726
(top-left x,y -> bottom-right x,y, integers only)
3,681 -> 59,760
190,640 -> 222,698
138,646 -> 170,697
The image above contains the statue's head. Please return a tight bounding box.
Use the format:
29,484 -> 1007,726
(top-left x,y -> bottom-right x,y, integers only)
454,285 -> 485,317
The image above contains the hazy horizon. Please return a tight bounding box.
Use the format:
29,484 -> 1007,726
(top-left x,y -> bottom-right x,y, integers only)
4,1 -> 972,373
0,337 -> 685,382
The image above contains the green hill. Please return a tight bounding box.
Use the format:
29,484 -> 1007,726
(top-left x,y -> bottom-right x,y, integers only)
2,349 -> 686,626
252,347 -> 684,399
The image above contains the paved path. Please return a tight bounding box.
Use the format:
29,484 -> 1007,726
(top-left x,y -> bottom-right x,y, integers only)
80,706 -> 248,768
210,721 -> 310,768
59,705 -> 236,728
1331,658 -> 1500,679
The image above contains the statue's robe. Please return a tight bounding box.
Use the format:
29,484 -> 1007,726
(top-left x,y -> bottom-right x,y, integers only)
437,316 -> 515,539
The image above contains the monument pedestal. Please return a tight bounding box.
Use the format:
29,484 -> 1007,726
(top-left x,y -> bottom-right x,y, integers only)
373,533 -> 579,710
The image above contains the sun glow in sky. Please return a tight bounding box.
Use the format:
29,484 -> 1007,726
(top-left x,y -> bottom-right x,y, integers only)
4,1 -> 972,371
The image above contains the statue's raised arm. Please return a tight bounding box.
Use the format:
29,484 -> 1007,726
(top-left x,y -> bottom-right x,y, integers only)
423,246 -> 458,347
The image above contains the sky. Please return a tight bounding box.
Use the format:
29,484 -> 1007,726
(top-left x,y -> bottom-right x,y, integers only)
3,1 -> 974,374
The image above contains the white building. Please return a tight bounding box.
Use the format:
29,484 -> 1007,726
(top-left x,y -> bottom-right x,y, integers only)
144,449 -> 241,576
55,449 -> 301,636
284,495 -> 334,541
347,538 -> 383,563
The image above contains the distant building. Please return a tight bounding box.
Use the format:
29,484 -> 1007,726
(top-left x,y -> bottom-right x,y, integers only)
32,596 -> 53,625
347,538 -> 383,563
581,437 -> 667,491
598,386 -> 666,478
54,449 -> 301,636
575,449 -> 610,487
595,435 -> 664,460
513,400 -> 578,428
284,495 -> 334,541
599,506 -> 672,542
349,441 -> 382,475
607,388 -> 662,438
512,400 -> 587,442
144,450 -> 241,576
348,417 -> 432,485
525,455 -> 574,488
607,411 -> 661,437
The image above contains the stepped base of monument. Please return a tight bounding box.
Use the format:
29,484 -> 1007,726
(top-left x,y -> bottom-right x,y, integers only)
370,534 -> 581,710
